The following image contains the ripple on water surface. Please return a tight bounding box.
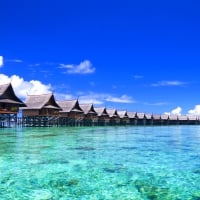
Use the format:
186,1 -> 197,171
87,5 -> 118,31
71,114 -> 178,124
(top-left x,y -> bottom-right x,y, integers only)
0,126 -> 200,199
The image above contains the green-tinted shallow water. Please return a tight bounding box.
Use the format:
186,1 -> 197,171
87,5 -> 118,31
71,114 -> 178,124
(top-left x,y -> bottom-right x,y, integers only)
0,126 -> 200,199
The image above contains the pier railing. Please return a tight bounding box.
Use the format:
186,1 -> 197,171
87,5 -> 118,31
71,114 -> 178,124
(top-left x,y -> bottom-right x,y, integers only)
0,116 -> 199,128
16,116 -> 200,127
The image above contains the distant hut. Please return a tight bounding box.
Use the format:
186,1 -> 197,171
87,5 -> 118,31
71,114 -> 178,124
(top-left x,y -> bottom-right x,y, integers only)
178,115 -> 188,125
145,113 -> 153,125
117,110 -> 130,125
0,83 -> 26,127
152,114 -> 162,125
80,103 -> 98,126
22,93 -> 61,126
94,107 -> 110,126
57,100 -> 83,126
169,115 -> 178,125
188,115 -> 198,125
107,109 -> 120,125
127,112 -> 137,125
136,112 -> 145,125
161,114 -> 169,125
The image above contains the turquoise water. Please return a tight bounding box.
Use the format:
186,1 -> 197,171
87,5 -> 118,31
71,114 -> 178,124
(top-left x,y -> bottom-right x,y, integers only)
0,126 -> 200,199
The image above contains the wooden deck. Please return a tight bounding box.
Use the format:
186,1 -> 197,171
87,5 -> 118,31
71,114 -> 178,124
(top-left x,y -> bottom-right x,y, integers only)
0,116 -> 199,128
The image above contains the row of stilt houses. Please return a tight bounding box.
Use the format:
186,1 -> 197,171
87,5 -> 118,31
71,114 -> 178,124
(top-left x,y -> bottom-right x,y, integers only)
0,83 -> 199,127
0,83 -> 26,127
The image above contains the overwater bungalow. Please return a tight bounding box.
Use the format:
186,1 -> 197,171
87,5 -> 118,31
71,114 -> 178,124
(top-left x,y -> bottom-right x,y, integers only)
127,112 -> 137,125
136,112 -> 145,125
107,109 -> 120,125
0,83 -> 26,127
161,114 -> 169,125
94,107 -> 110,126
22,93 -> 61,126
178,115 -> 188,125
117,110 -> 130,125
152,114 -> 162,125
188,115 -> 198,125
145,113 -> 153,125
57,100 -> 83,126
80,103 -> 98,126
169,115 -> 178,125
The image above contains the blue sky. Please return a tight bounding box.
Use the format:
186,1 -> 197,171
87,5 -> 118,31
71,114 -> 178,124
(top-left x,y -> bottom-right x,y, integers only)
0,0 -> 200,115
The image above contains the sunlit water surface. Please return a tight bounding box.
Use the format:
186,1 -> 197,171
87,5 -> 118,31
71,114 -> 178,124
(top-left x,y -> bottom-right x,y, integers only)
1,126 -> 200,200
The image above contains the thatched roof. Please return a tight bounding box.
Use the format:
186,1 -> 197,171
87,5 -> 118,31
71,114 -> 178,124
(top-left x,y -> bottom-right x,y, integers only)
106,109 -> 118,118
178,115 -> 188,120
80,103 -> 97,115
169,115 -> 178,120
161,114 -> 169,120
22,93 -> 60,110
0,83 -> 26,106
94,107 -> 108,117
127,112 -> 136,119
145,113 -> 152,119
117,110 -> 129,119
57,100 -> 83,113
187,115 -> 197,121
152,114 -> 161,120
136,112 -> 145,119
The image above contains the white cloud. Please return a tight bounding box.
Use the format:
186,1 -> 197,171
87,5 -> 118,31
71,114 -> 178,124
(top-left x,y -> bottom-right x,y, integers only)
171,107 -> 182,115
188,105 -> 200,115
0,56 -> 3,67
133,75 -> 143,79
0,74 -> 52,99
54,93 -> 74,101
60,60 -> 95,74
77,92 -> 104,105
74,92 -> 134,105
164,112 -> 171,115
28,80 -> 52,94
79,97 -> 103,105
144,102 -> 168,106
0,73 -> 135,106
151,80 -> 186,87
28,63 -> 41,67
105,95 -> 134,103
28,62 -> 55,67
6,59 -> 23,63
164,106 -> 182,116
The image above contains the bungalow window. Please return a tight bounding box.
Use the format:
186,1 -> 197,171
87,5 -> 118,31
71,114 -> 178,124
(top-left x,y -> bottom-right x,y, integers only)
10,106 -> 18,112
0,103 -> 6,109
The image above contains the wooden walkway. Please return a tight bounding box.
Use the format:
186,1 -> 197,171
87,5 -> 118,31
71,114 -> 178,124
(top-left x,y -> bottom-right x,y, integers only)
0,116 -> 199,128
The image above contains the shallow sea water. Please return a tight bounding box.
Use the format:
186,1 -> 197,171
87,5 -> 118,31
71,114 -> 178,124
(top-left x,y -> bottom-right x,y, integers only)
0,126 -> 200,199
